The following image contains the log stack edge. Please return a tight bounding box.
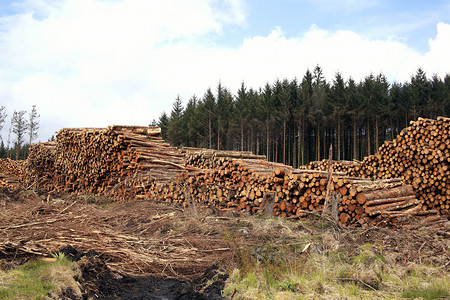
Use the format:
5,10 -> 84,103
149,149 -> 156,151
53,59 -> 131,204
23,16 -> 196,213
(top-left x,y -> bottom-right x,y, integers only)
0,116 -> 448,228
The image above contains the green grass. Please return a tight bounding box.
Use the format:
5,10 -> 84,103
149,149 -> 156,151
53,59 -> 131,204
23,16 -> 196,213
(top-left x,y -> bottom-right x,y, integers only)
402,285 -> 449,299
0,253 -> 81,299
221,216 -> 450,300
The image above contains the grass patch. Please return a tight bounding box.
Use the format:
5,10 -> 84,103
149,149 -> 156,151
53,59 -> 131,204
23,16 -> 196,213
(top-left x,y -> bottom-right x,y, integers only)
0,253 -> 81,299
222,216 -> 450,299
402,286 -> 449,300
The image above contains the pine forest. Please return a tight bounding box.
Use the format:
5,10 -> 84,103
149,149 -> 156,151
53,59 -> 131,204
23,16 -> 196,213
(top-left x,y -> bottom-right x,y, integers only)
158,67 -> 450,167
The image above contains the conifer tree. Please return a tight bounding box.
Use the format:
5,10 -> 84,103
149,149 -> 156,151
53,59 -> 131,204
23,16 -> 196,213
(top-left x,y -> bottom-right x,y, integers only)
12,110 -> 28,160
0,106 -> 6,144
28,105 -> 40,146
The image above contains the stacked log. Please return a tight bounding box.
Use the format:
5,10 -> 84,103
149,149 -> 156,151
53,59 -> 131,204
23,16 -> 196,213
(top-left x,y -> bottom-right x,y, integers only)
357,117 -> 449,215
0,158 -> 26,178
301,117 -> 449,216
0,172 -> 20,190
24,142 -> 56,190
182,149 -> 427,227
271,170 -> 429,227
18,119 -> 446,228
300,160 -> 361,176
181,148 -> 285,210
0,158 -> 25,190
53,126 -> 189,201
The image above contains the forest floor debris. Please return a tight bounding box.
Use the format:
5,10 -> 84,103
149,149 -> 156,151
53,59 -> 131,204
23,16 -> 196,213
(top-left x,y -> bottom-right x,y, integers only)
0,188 -> 449,299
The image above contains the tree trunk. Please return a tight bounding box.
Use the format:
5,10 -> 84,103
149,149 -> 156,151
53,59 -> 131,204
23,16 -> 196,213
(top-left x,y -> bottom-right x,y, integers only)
337,114 -> 341,161
342,118 -> 346,160
367,116 -> 371,156
317,124 -> 320,161
389,116 -> 394,140
208,112 -> 212,149
283,120 -> 286,165
298,120 -> 302,166
293,121 -> 297,168
266,118 -> 270,161
217,125 -> 220,150
15,143 -> 19,160
240,122 -> 244,151
375,115 -> 379,151
275,139 -> 278,163
250,125 -> 254,154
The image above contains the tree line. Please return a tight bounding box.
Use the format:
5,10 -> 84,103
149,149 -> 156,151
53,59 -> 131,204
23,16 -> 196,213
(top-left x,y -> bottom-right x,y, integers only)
157,67 -> 450,167
0,105 -> 40,160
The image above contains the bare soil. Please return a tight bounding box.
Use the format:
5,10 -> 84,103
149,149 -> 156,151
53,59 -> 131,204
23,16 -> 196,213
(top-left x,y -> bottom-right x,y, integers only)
0,187 -> 449,299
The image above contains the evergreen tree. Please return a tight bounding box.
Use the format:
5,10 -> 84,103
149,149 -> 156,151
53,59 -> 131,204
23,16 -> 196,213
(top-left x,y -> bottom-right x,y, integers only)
373,73 -> 390,150
444,74 -> 450,116
167,95 -> 184,147
28,105 -> 40,146
330,72 -> 346,160
158,112 -> 169,140
429,74 -> 446,118
361,74 -> 376,156
276,79 -> 293,164
247,88 -> 260,154
216,82 -> 233,150
258,83 -> 275,160
201,88 -> 217,149
156,71 -> 449,167
309,65 -> 328,161
0,106 -> 6,146
410,68 -> 431,119
345,78 -> 362,160
0,140 -> 6,158
12,110 -> 28,160
298,70 -> 313,164
183,95 -> 202,147
234,82 -> 251,151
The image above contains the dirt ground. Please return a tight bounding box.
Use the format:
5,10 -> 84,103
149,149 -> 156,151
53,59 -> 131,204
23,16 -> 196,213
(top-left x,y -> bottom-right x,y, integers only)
0,187 -> 449,299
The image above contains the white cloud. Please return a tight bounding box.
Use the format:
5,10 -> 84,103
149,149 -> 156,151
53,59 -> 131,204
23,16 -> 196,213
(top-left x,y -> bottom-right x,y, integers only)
0,0 -> 448,142
423,22 -> 450,76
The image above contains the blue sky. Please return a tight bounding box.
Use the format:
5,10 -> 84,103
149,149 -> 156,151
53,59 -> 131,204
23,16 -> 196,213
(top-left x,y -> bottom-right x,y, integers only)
225,0 -> 450,52
0,0 -> 449,142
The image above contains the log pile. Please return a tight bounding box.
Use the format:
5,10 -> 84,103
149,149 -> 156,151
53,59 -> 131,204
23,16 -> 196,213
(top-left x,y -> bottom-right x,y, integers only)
263,170 -> 431,227
16,118 -> 447,228
300,160 -> 362,176
357,117 -> 449,215
182,148 -> 292,211
302,117 -> 449,216
0,158 -> 26,178
182,149 -> 434,227
0,172 -> 20,190
53,126 -> 189,201
0,158 -> 25,190
24,142 -> 56,190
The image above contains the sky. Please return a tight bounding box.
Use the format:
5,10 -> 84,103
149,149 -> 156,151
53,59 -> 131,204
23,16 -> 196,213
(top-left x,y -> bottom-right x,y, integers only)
0,0 -> 449,142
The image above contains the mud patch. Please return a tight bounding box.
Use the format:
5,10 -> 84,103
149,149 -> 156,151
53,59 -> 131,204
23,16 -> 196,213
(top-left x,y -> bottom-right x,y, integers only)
61,247 -> 227,299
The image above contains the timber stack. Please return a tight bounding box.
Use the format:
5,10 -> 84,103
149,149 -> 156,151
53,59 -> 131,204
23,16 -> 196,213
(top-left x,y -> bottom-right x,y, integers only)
0,158 -> 25,190
53,126 -> 189,201
358,116 -> 449,215
303,116 -> 449,215
2,117 -> 445,228
24,142 -> 56,191
0,158 -> 25,178
182,148 -> 437,227
0,172 -> 21,190
300,160 -> 362,176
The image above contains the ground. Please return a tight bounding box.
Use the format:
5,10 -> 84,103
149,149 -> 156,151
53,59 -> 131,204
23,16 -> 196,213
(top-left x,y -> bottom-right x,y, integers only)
0,187 -> 449,299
